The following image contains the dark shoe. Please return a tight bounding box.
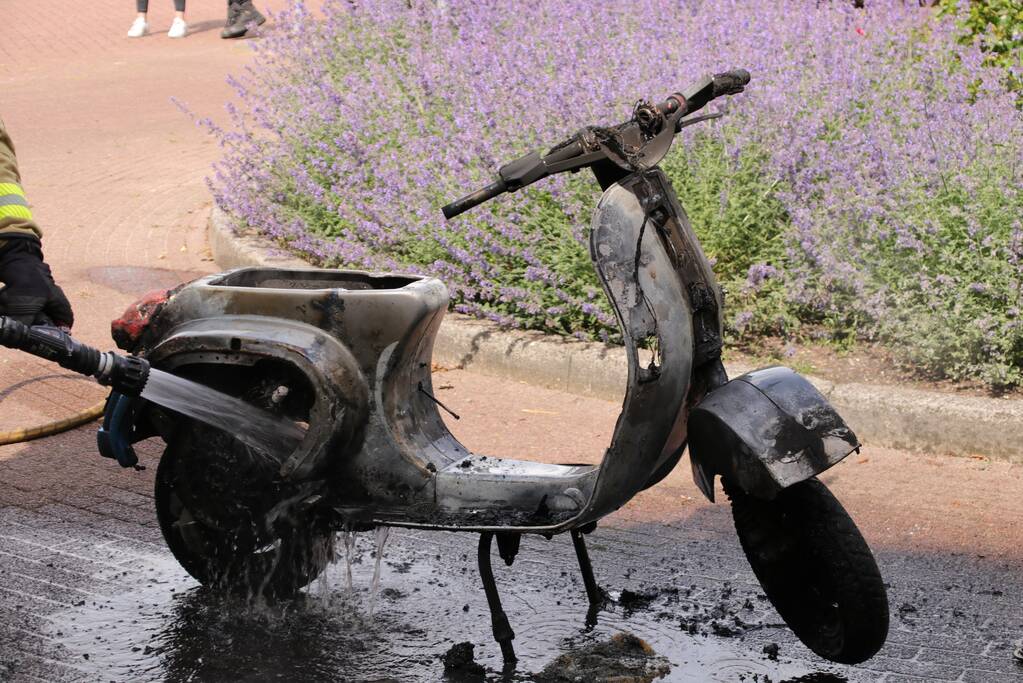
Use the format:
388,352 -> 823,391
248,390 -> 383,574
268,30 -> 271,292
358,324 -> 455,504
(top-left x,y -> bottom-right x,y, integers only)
220,1 -> 265,39
221,2 -> 241,36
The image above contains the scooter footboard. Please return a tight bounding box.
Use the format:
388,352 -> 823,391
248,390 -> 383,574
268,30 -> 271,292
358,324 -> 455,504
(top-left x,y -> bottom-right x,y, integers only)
688,366 -> 858,502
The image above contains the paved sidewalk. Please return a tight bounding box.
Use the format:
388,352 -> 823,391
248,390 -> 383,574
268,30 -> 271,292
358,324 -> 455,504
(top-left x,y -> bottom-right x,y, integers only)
1,2 -> 1022,682
0,0 -> 290,431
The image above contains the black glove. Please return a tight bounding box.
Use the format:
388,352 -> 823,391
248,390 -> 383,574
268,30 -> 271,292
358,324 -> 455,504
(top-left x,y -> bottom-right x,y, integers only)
0,239 -> 73,328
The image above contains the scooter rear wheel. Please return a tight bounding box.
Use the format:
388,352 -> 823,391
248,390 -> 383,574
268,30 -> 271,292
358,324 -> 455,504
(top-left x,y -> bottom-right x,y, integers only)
152,360 -> 334,599
155,437 -> 334,599
725,477 -> 889,664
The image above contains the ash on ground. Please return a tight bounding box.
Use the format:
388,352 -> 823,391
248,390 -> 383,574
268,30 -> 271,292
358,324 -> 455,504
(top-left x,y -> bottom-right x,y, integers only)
535,632 -> 670,682
441,641 -> 486,680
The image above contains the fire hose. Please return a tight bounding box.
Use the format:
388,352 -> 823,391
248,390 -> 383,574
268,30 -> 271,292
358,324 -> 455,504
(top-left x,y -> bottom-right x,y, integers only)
0,400 -> 106,446
0,316 -> 151,445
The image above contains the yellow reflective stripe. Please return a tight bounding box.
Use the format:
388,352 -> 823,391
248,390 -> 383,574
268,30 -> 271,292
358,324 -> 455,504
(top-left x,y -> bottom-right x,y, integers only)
0,204 -> 32,220
0,182 -> 35,223
0,183 -> 25,198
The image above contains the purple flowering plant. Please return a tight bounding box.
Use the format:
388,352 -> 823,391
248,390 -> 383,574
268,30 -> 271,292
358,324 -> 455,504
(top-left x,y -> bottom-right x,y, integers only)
208,0 -> 1023,387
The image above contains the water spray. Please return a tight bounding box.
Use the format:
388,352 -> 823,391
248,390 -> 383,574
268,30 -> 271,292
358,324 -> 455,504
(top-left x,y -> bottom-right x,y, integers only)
0,316 -> 150,396
0,315 -> 305,461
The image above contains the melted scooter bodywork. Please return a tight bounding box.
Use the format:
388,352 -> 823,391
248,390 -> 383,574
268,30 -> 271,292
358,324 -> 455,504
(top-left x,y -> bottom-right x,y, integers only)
97,69 -> 886,666
117,171 -> 856,534
689,366 -> 858,502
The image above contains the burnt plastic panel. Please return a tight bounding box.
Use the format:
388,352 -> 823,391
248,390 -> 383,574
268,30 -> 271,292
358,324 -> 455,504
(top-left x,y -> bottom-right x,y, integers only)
688,366 -> 858,501
147,315 -> 369,481
211,269 -> 419,292
146,268 -> 455,499
574,176 -> 695,525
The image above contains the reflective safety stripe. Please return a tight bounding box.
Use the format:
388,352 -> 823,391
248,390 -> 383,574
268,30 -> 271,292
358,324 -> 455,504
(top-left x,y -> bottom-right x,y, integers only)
0,204 -> 32,220
0,193 -> 28,207
0,183 -> 34,223
0,183 -> 26,198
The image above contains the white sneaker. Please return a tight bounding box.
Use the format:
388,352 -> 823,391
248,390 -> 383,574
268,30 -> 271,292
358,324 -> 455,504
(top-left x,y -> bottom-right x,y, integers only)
167,17 -> 188,39
127,17 -> 149,38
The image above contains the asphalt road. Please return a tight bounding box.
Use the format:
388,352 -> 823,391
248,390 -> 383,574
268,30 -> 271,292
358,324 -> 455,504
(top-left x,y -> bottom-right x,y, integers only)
1,368 -> 1022,682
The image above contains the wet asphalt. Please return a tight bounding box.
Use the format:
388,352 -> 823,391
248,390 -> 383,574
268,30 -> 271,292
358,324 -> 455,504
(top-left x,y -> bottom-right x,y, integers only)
2,369 -> 1023,682
1,497 -> 1022,682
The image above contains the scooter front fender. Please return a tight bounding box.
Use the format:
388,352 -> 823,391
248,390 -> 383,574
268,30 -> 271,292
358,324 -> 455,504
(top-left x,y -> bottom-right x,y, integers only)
688,366 -> 858,502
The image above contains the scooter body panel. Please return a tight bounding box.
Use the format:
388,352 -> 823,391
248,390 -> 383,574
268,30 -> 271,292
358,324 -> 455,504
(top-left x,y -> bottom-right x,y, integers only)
575,174 -> 702,524
131,267 -> 596,528
146,314 -> 369,481
688,366 -> 859,501
122,184 -> 855,533
141,268 -> 468,506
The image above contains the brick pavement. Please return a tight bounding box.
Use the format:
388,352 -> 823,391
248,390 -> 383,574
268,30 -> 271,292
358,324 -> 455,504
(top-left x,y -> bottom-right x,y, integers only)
0,0 -> 291,429
1,2 -> 1022,681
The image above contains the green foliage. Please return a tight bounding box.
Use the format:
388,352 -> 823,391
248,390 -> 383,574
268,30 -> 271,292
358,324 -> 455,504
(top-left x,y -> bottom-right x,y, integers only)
871,152 -> 1023,389
214,1 -> 1023,389
662,133 -> 797,340
938,0 -> 1023,92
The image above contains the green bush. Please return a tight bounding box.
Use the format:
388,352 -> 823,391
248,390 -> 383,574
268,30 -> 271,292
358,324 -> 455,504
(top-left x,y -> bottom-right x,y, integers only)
660,134 -> 796,341
938,0 -> 1023,92
872,151 -> 1023,388
212,1 -> 1023,388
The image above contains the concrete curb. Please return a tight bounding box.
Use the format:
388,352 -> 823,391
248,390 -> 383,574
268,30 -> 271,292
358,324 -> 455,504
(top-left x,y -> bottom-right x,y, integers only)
208,206 -> 1023,463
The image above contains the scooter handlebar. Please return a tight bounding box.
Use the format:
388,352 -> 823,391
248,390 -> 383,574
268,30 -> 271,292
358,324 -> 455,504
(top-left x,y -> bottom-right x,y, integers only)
656,68 -> 751,117
442,179 -> 508,220
443,69 -> 751,219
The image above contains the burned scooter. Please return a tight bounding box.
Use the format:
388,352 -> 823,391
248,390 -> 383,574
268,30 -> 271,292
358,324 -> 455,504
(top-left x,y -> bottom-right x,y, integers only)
1,70 -> 889,666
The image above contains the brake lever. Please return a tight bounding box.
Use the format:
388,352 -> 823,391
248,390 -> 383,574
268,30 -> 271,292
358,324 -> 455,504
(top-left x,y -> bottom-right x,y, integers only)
677,112 -> 725,131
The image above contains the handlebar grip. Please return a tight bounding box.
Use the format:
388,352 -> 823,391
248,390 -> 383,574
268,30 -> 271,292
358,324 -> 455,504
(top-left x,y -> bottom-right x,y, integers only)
442,179 -> 507,220
711,69 -> 751,98
656,69 -> 750,118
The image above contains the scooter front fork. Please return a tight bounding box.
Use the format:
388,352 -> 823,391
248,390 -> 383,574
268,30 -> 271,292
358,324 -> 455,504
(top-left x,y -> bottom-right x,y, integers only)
476,527 -> 603,665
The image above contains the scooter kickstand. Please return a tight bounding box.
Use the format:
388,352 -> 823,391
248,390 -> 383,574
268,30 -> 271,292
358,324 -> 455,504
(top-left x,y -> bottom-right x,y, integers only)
570,527 -> 604,627
570,528 -> 602,606
478,532 -> 517,665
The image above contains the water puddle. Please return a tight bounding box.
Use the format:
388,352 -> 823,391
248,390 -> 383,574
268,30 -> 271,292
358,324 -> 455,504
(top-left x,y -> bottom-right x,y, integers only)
47,531 -> 855,682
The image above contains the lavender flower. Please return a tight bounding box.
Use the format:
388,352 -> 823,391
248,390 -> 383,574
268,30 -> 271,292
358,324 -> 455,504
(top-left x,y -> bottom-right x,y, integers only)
205,0 -> 1023,386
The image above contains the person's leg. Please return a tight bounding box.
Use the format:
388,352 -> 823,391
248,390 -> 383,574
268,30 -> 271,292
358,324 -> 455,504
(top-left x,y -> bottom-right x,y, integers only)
168,0 -> 187,37
128,0 -> 149,37
221,0 -> 266,39
223,0 -> 240,34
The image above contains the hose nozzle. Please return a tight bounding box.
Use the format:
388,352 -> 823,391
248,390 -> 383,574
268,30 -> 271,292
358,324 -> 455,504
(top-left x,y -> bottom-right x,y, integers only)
0,316 -> 150,396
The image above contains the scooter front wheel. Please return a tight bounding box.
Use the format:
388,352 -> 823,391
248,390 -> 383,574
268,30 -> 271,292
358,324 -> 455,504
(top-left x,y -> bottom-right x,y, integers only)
725,477 -> 889,664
